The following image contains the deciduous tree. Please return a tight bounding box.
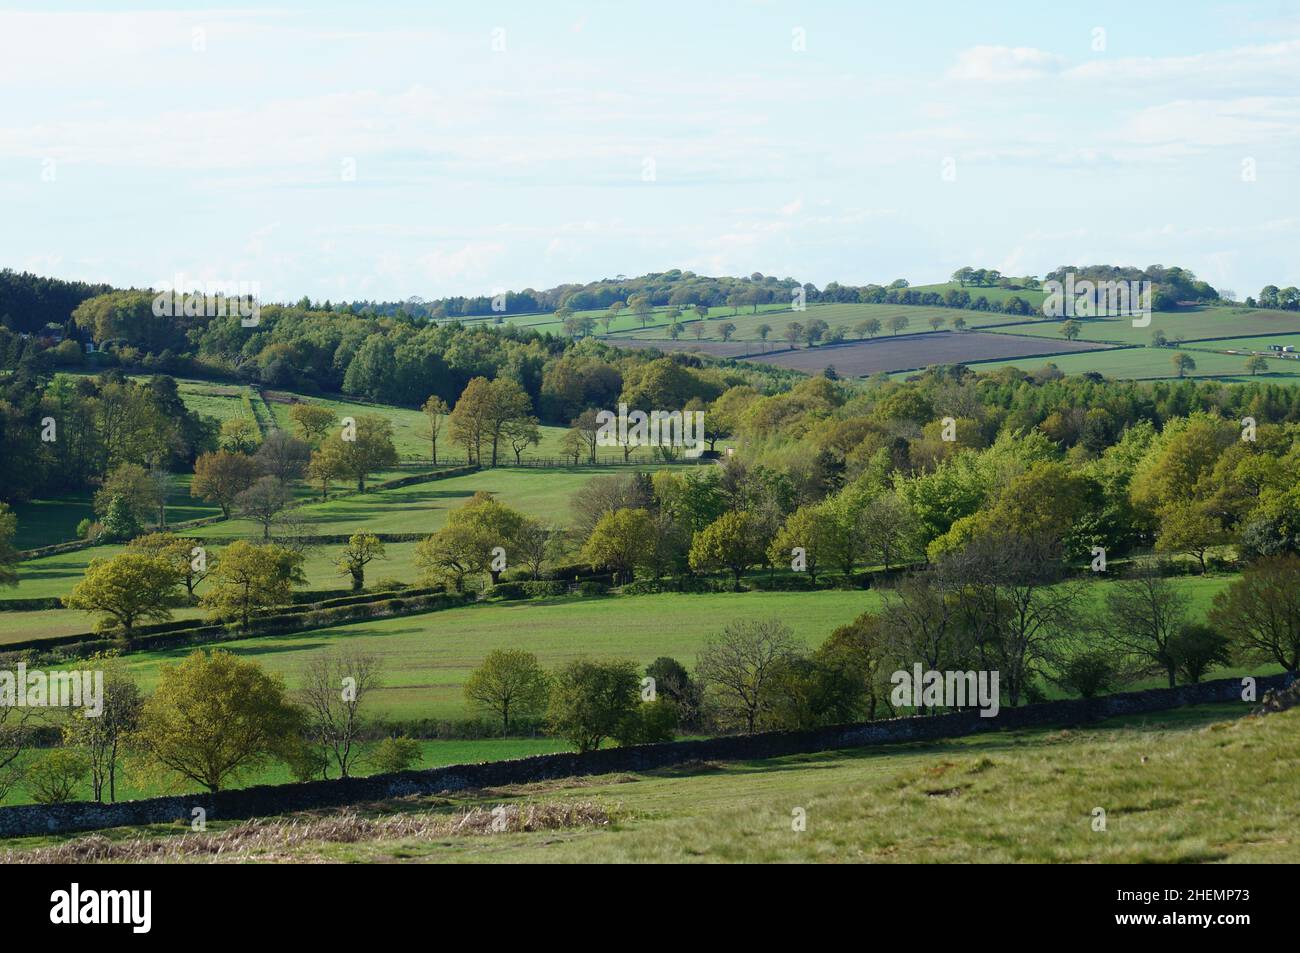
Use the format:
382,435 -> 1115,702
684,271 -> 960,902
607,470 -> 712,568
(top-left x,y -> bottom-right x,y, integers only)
464,649 -> 550,733
136,649 -> 305,793
64,551 -> 182,636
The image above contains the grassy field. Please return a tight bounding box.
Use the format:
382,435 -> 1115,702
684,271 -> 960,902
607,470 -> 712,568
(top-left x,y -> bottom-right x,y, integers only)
909,281 -> 1048,307
990,306 -> 1300,346
65,590 -> 878,721
1184,334 -> 1300,354
0,606 -> 208,644
9,475 -> 221,552
956,345 -> 1300,383
2,463 -> 696,643
36,572 -> 1240,719
620,301 -> 1031,344
190,465 -> 648,540
176,382 -> 252,425
495,301 -> 794,337
1,539 -> 427,606
8,702 -> 1294,862
259,388 -> 661,464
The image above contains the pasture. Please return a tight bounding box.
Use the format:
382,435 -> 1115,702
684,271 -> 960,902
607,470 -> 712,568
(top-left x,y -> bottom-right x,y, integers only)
620,301 -> 1028,344
456,301 -> 793,337
748,331 -> 1109,378
334,704 -> 1293,863
65,590 -> 880,721
190,465 -> 644,540
9,475 -> 221,552
992,306 -> 1300,346
908,281 -> 1048,307
957,345 -> 1300,383
45,572 -> 1240,722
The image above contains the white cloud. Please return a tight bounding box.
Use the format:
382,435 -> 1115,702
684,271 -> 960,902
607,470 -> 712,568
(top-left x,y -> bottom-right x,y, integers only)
947,46 -> 1065,83
1117,97 -> 1300,148
1064,39 -> 1300,92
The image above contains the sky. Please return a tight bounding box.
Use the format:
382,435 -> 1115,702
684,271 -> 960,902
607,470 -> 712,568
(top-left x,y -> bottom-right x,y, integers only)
1,0 -> 1298,303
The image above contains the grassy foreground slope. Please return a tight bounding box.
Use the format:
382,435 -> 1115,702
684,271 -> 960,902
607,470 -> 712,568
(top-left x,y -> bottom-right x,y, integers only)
444,704 -> 1297,864
11,703 -> 1294,863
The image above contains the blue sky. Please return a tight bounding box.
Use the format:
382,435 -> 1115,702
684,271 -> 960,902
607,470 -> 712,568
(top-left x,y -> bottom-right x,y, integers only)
2,0 -> 1298,302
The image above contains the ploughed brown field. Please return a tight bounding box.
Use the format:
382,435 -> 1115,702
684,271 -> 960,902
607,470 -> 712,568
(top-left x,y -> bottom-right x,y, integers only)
604,331 -> 1113,376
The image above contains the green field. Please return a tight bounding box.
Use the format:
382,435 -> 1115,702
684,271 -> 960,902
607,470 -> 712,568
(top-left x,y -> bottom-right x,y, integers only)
1184,334 -> 1300,354
259,388 -> 661,464
40,572 -> 1239,721
491,301 -> 793,337
957,345 -> 1300,383
190,465 -> 641,540
66,590 -> 876,721
0,606 -> 207,644
175,382 -> 253,425
991,306 -> 1300,346
1,539 -> 427,605
9,475 -> 221,552
908,281 -> 1048,307
2,463 -> 696,643
621,301 -> 1029,344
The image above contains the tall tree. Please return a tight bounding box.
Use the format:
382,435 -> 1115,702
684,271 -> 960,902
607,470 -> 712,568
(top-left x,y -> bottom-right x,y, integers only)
327,413 -> 399,491
61,664 -> 142,802
1209,555 -> 1300,672
696,618 -> 801,733
288,403 -> 336,446
421,395 -> 450,465
192,450 -> 258,517
200,540 -> 305,626
336,531 -> 386,591
299,650 -> 382,779
1101,561 -> 1190,687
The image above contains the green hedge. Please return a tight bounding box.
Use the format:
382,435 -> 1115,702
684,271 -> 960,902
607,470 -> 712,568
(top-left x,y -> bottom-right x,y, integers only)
522,580 -> 568,599
0,596 -> 64,612
4,588 -> 471,660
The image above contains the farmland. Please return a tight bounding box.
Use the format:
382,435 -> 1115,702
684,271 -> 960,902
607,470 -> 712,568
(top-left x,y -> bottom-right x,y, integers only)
601,300 -> 1300,384
54,590 -> 881,721
519,301 -> 791,336
39,571 -> 1242,722
189,465 -> 650,540
0,463 -> 690,643
955,345 -> 1300,383
745,332 -> 1109,377
612,330 -> 1111,377
991,306 -> 1300,346
619,301 -> 1023,344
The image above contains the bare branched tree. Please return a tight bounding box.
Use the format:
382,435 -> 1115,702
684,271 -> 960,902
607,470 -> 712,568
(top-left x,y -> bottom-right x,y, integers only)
1102,559 -> 1190,687
937,532 -> 1083,707
878,570 -> 964,674
696,618 -> 801,733
300,651 -> 382,779
0,705 -> 33,804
